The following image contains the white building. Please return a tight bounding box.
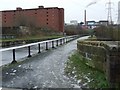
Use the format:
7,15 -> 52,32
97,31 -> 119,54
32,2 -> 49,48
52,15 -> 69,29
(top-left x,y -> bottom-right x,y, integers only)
118,1 -> 120,24
70,20 -> 78,25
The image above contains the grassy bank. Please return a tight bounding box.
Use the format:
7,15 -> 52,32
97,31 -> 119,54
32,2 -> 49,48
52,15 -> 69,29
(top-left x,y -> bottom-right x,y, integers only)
64,51 -> 109,88
1,35 -> 63,42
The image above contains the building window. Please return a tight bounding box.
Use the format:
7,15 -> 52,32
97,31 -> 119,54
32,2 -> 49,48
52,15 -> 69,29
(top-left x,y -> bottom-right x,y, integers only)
47,19 -> 48,21
35,13 -> 37,14
47,23 -> 48,25
46,12 -> 48,14
47,15 -> 48,17
4,21 -> 6,23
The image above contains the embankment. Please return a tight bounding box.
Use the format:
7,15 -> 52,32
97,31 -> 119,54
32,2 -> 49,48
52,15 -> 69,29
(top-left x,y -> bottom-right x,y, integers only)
77,40 -> 120,88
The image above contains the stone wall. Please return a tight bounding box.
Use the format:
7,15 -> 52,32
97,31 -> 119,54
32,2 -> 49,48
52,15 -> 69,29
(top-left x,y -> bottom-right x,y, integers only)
77,40 -> 120,88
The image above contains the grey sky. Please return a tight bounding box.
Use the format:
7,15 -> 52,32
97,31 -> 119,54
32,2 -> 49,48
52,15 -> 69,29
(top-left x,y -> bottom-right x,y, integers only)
0,0 -> 119,23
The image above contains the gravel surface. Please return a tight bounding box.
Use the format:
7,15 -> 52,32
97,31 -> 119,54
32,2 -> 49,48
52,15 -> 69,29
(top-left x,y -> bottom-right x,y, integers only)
2,36 -> 89,89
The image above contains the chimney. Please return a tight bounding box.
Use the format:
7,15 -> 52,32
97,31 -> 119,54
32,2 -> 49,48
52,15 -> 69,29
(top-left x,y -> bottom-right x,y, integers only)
84,10 -> 87,26
38,6 -> 44,8
16,7 -> 22,10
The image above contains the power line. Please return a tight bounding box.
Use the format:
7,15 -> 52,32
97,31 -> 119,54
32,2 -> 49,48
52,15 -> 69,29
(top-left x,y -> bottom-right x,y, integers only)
106,0 -> 114,24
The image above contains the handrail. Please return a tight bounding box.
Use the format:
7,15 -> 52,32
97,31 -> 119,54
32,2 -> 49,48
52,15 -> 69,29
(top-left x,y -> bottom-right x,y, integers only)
0,35 -> 78,52
0,37 -> 64,52
1,35 -> 79,64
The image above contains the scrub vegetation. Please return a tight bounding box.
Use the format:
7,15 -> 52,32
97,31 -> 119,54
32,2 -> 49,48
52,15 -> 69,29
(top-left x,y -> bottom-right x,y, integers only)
65,51 -> 109,88
2,35 -> 62,42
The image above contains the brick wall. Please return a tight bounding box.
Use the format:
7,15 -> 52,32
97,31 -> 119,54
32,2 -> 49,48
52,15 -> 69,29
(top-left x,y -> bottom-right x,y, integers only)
1,6 -> 64,33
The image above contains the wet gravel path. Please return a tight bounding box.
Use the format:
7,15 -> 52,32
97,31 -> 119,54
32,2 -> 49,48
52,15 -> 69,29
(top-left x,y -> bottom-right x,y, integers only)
2,36 -> 88,89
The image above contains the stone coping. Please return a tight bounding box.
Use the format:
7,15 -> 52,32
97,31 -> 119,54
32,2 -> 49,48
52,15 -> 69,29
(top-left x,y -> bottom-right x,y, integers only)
77,40 -> 120,51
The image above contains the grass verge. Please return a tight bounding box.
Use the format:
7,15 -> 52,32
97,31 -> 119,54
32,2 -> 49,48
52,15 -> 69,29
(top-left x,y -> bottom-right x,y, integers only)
64,51 -> 109,88
1,35 -> 63,42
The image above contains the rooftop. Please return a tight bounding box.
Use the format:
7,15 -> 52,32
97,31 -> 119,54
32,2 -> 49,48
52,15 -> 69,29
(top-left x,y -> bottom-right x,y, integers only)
1,6 -> 62,12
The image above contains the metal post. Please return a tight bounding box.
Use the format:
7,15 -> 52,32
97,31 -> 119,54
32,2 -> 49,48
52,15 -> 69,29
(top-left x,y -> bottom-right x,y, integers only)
13,49 -> 15,61
52,41 -> 54,48
38,43 -> 41,53
46,42 -> 48,50
28,46 -> 31,57
11,49 -> 17,64
56,40 -> 59,46
64,38 -> 66,43
60,39 -> 62,45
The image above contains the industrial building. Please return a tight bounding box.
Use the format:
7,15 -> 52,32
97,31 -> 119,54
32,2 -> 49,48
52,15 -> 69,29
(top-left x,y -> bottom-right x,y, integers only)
70,20 -> 78,25
1,6 -> 64,32
118,1 -> 120,24
84,20 -> 109,29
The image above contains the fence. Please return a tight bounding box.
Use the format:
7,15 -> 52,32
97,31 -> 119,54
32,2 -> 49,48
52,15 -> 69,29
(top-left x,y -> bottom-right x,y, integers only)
0,35 -> 78,66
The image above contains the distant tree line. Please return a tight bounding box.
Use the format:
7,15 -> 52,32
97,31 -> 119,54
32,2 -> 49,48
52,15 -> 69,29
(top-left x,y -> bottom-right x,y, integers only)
94,25 -> 120,41
64,23 -> 93,36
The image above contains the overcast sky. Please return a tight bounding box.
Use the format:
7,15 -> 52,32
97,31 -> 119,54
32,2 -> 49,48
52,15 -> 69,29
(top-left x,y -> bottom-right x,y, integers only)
0,0 -> 119,23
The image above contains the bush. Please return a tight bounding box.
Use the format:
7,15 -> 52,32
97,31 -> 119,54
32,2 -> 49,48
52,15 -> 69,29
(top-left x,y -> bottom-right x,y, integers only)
94,26 -> 120,41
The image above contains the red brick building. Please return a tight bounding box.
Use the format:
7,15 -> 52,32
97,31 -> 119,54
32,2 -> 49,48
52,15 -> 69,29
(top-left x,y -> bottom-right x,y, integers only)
1,6 -> 64,32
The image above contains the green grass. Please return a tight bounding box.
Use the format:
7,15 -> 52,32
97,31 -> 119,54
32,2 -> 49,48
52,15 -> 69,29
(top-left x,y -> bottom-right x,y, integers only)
1,35 -> 63,42
65,51 -> 109,88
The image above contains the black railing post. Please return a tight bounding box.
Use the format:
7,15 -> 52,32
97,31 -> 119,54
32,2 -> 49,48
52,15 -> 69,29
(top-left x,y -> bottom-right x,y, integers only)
60,39 -> 62,45
38,43 -> 41,53
28,46 -> 32,57
52,41 -> 54,48
56,40 -> 59,46
11,49 -> 17,64
46,42 -> 48,50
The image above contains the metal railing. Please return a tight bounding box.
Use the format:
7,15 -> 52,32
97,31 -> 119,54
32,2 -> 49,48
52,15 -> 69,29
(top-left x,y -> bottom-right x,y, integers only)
0,35 -> 78,65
